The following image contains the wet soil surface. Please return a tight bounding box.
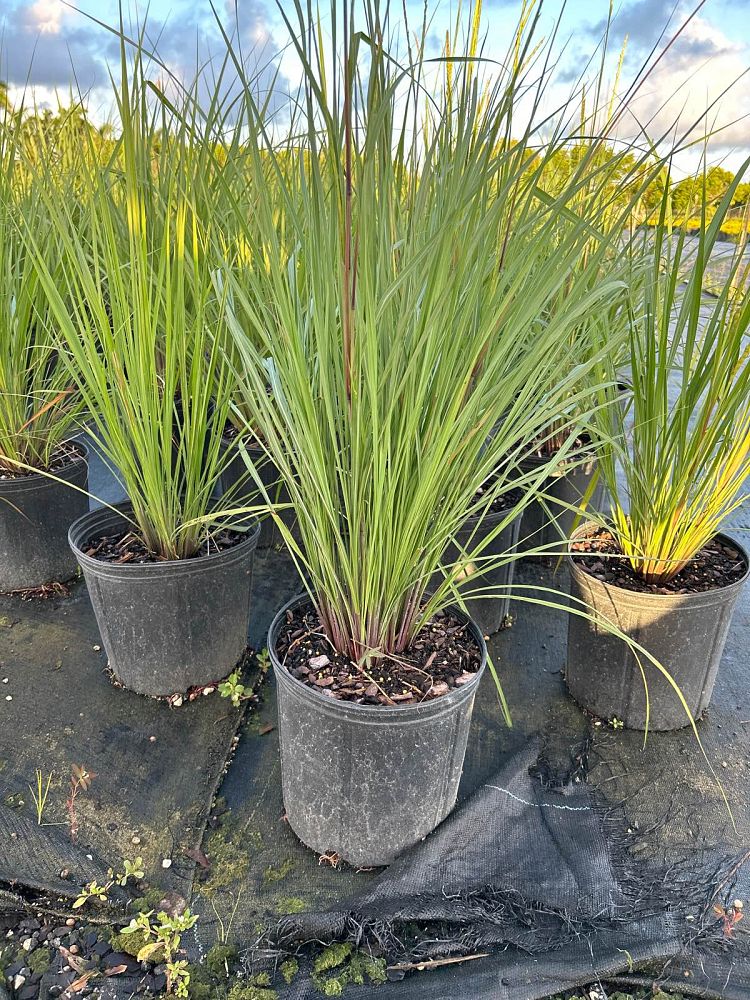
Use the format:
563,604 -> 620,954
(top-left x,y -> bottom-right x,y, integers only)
277,604 -> 482,705
82,527 -> 246,564
0,443 -> 85,480
571,528 -> 747,594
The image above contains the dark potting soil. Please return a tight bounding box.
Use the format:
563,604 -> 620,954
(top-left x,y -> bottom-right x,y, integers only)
277,604 -> 482,705
473,483 -> 523,517
82,526 -> 246,565
571,527 -> 747,594
0,442 -> 85,480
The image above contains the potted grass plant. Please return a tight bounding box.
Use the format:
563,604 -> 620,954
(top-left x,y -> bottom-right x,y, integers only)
509,142 -> 649,554
205,0 -> 664,864
21,56 -> 260,698
0,141 -> 87,592
567,169 -> 750,731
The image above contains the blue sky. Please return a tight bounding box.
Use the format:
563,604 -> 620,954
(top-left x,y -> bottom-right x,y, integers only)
2,0 -> 750,174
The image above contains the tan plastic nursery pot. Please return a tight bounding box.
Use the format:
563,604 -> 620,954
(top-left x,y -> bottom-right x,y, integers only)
565,524 -> 749,731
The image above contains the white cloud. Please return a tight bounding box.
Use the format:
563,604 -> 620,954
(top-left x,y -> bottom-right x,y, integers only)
26,0 -> 66,35
616,17 -> 750,163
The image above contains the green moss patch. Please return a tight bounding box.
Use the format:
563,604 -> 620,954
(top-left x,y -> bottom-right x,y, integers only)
27,946 -> 52,976
199,821 -> 252,895
227,974 -> 277,1000
280,958 -> 299,984
263,859 -> 295,883
312,943 -> 386,996
129,888 -> 166,914
275,896 -> 306,914
109,928 -> 162,961
206,943 -> 239,977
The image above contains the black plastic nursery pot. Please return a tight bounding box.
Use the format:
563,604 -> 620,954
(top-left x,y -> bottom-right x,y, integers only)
436,505 -> 522,637
68,503 -> 260,697
566,525 -> 750,731
219,434 -> 296,549
0,444 -> 88,592
516,451 -> 604,552
270,594 -> 488,867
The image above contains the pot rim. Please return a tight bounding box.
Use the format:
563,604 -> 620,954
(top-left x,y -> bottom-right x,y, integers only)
0,440 -> 89,493
567,521 -> 750,605
269,592 -> 487,720
69,500 -> 260,576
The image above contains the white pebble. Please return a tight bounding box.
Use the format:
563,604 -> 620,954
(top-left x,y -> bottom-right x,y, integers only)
161,858 -> 172,869
2,678 -> 7,683
131,836 -> 141,845
21,939 -> 33,951
93,645 -> 101,651
734,898 -> 744,909
4,695 -> 11,702
13,975 -> 26,990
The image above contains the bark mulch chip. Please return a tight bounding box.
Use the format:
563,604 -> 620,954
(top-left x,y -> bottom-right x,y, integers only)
571,527 -> 747,594
83,527 -> 246,565
277,604 -> 482,706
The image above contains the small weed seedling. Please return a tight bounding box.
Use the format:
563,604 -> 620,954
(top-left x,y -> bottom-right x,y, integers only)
218,671 -> 246,707
120,908 -> 198,997
219,649 -> 271,707
28,769 -> 53,825
73,858 -> 144,909
67,764 -> 95,841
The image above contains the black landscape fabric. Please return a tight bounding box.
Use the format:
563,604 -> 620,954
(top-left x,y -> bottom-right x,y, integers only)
0,443 -> 749,999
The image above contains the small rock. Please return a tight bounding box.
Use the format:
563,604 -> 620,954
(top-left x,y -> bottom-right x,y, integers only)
364,683 -> 378,698
52,927 -> 68,939
161,858 -> 172,869
92,941 -> 112,958
309,654 -> 330,669
104,952 -> 140,974
5,696 -> 11,702
68,945 -> 79,956
202,686 -> 215,696
21,939 -> 34,952
65,919 -> 75,928
131,836 -> 141,845
18,985 -> 37,1000
13,975 -> 26,990
93,645 -> 100,651
313,675 -> 335,688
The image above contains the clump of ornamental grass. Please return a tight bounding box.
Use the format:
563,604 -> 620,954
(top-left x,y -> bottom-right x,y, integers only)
596,161 -> 750,584
19,41 -> 239,559
197,0 -> 677,714
0,116 -> 82,475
